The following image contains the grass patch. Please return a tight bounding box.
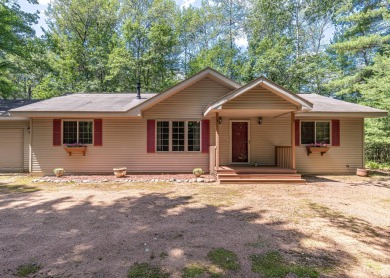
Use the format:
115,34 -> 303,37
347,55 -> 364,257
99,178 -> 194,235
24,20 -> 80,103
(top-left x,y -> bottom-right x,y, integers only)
182,262 -> 223,278
194,186 -> 243,207
250,251 -> 319,278
128,262 -> 169,278
207,248 -> 240,270
15,263 -> 41,277
183,263 -> 206,278
0,184 -> 40,194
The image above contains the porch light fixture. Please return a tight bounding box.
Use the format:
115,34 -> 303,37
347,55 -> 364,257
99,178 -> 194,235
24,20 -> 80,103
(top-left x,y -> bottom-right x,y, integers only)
258,117 -> 263,125
218,117 -> 223,125
27,127 -> 31,133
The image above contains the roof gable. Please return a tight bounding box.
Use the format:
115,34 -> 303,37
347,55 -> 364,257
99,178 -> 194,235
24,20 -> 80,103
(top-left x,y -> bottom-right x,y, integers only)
127,67 -> 241,116
204,76 -> 313,116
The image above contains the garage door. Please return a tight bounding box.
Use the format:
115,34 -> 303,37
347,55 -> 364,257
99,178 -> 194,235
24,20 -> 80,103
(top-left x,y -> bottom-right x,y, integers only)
0,129 -> 24,172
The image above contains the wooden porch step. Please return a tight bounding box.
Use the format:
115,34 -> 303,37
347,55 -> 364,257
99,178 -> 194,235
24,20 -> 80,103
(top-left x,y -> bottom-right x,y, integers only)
217,173 -> 302,179
216,167 -> 297,174
219,178 -> 306,184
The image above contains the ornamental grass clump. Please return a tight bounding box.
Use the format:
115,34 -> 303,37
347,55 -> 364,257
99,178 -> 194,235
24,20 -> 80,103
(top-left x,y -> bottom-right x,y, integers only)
53,168 -> 65,177
192,168 -> 204,177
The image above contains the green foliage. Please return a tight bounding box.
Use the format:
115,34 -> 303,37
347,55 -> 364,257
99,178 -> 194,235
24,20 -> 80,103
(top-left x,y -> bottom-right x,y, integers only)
0,0 -> 388,143
15,263 -> 41,277
250,251 -> 319,278
365,142 -> 390,165
0,0 -> 38,99
207,248 -> 240,270
127,262 -> 169,278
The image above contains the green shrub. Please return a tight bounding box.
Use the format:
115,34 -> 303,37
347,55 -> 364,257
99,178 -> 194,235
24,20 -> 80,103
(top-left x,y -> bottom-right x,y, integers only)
192,168 -> 204,176
365,142 -> 390,164
366,161 -> 380,169
15,263 -> 41,277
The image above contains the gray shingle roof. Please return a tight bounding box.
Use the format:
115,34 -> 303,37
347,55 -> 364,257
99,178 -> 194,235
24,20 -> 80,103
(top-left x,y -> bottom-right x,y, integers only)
297,94 -> 387,113
10,93 -> 157,113
0,99 -> 39,117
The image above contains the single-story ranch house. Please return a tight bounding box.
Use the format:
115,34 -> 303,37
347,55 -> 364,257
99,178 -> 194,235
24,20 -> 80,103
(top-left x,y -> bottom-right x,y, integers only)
0,68 -> 387,183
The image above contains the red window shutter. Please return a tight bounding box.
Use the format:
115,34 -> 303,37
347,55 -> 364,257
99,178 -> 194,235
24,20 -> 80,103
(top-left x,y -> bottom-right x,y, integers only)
53,119 -> 61,146
201,119 -> 210,153
147,120 -> 155,153
94,119 -> 103,146
332,120 -> 340,146
295,119 -> 300,146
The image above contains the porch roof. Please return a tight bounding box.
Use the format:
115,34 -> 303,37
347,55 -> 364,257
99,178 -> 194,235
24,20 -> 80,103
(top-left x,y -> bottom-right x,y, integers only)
203,76 -> 313,116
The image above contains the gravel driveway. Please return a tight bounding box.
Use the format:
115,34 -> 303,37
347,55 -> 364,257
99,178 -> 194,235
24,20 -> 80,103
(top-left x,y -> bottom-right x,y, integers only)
0,175 -> 389,277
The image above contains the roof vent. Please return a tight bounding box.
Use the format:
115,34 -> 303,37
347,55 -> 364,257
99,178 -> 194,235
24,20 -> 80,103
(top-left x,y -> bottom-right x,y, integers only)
136,81 -> 141,99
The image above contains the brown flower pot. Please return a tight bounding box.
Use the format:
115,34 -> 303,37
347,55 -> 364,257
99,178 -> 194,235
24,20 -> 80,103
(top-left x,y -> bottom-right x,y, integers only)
113,167 -> 127,178
356,168 -> 368,177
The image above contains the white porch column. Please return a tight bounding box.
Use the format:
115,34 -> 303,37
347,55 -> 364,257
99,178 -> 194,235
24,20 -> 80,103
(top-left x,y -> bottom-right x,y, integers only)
215,112 -> 220,169
291,112 -> 296,170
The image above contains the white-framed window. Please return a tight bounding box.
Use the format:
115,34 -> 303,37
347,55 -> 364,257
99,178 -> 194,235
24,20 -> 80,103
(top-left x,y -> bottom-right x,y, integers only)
156,120 -> 201,152
63,120 -> 93,145
156,121 -> 169,152
301,121 -> 330,145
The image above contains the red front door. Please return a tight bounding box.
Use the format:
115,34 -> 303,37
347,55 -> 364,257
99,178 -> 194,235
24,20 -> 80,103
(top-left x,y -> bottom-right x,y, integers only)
231,121 -> 248,163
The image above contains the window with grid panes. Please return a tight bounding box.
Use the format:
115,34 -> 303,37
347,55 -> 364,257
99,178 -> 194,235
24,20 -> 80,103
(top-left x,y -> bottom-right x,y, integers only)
63,121 -> 93,144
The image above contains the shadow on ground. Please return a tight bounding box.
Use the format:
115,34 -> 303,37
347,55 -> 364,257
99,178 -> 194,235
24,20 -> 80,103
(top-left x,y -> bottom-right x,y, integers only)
0,179 -> 371,277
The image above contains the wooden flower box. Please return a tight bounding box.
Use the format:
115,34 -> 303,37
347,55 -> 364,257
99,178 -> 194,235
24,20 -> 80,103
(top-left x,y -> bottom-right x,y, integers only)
64,146 -> 87,156
306,146 -> 330,156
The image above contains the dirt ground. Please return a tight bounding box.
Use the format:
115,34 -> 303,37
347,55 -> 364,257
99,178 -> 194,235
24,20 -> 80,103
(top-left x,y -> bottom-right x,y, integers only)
0,175 -> 389,278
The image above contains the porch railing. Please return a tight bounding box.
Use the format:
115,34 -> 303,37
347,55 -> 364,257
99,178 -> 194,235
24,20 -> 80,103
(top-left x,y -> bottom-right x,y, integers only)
209,146 -> 217,174
275,146 -> 292,169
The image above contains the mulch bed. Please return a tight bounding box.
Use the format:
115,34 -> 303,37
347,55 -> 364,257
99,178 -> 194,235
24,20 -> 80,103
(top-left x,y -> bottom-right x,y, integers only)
33,173 -> 216,184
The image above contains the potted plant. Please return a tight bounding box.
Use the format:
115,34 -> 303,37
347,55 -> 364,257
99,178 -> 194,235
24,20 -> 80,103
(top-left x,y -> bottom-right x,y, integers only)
193,168 -> 204,177
113,167 -> 127,178
53,168 -> 65,177
64,143 -> 87,156
306,142 -> 330,156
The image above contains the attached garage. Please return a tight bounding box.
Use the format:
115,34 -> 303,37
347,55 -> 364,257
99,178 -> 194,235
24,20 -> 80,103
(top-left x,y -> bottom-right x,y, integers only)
0,128 -> 24,172
1,100 -> 36,173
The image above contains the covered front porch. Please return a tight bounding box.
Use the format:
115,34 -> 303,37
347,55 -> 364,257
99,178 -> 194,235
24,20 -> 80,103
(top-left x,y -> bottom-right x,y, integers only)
203,77 -> 313,183
208,110 -> 303,183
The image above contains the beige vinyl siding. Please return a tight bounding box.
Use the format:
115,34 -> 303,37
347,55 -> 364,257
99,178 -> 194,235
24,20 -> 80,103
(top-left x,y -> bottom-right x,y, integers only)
143,77 -> 232,119
296,118 -> 364,174
217,115 -> 291,165
0,120 -> 30,172
31,118 -> 211,174
222,85 -> 297,110
31,78 -> 236,174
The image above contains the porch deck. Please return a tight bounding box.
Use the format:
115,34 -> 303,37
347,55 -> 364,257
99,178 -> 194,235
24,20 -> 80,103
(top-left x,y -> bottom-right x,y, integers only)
216,165 -> 306,184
